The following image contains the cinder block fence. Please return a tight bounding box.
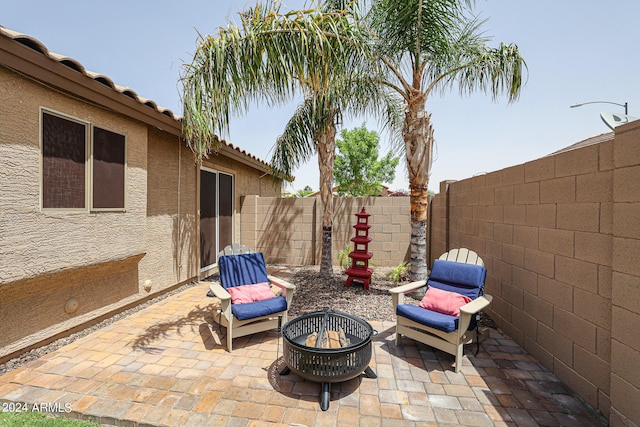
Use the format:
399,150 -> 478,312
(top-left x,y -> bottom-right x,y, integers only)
429,121 -> 640,426
240,195 -> 411,267
246,120 -> 640,426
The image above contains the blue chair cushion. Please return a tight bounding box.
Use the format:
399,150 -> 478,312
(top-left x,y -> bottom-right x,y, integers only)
427,260 -> 487,300
219,252 -> 269,289
231,296 -> 288,321
397,304 -> 458,333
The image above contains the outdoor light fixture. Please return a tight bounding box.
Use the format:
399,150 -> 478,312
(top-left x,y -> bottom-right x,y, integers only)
570,100 -> 637,130
570,100 -> 628,115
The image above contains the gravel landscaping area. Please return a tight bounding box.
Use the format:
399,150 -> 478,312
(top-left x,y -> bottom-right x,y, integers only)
280,265 -> 408,321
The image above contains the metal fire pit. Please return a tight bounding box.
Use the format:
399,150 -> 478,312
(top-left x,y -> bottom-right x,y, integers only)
279,309 -> 377,410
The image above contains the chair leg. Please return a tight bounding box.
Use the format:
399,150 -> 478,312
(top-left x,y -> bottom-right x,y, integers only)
454,344 -> 464,373
477,326 -> 490,343
395,327 -> 402,346
227,331 -> 233,352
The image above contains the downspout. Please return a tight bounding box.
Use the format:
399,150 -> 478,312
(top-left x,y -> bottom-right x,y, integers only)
177,137 -> 182,279
445,182 -> 451,252
427,193 -> 433,265
258,172 -> 269,197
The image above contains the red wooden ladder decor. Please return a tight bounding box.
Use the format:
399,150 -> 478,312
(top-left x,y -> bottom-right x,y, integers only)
345,207 -> 373,290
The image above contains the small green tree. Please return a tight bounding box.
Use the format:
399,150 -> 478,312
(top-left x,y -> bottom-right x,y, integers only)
295,185 -> 314,198
283,185 -> 314,198
334,124 -> 399,197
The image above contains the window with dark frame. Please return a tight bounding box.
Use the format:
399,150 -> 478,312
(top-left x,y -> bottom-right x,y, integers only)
218,173 -> 234,251
41,110 -> 126,211
92,126 -> 125,210
42,112 -> 87,209
199,169 -> 234,271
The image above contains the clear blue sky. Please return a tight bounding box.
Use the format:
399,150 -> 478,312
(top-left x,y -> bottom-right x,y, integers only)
3,1 -> 639,193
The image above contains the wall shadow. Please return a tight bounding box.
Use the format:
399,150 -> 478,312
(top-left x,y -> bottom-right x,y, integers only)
173,213 -> 197,280
0,254 -> 143,351
258,198 -> 316,265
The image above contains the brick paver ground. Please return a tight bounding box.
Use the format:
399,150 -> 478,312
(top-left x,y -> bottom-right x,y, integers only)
0,281 -> 607,426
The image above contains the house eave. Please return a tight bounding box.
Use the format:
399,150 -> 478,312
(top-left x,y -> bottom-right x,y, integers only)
0,25 -> 284,179
0,29 -> 182,137
216,143 -> 271,175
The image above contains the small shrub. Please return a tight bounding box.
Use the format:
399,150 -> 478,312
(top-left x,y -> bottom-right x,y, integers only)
337,244 -> 352,270
386,261 -> 410,284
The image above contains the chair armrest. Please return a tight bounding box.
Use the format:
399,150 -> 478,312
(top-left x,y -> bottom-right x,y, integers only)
209,283 -> 231,301
457,294 -> 492,335
388,280 -> 427,295
268,275 -> 296,291
459,294 -> 493,316
389,280 -> 426,308
209,283 -> 232,319
268,275 -> 295,306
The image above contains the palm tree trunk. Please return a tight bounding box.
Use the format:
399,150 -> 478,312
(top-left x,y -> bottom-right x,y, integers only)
317,123 -> 337,276
404,95 -> 434,281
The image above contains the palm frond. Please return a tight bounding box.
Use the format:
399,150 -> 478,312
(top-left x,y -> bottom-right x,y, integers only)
422,13 -> 527,103
181,0 -> 376,159
269,97 -> 331,179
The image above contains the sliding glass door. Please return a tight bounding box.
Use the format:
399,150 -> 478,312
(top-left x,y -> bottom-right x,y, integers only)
200,168 -> 234,272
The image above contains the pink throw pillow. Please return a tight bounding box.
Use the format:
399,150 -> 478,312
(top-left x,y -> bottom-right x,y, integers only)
419,286 -> 472,317
227,282 -> 275,305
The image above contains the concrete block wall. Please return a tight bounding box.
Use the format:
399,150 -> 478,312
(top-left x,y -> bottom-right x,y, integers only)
609,121 -> 640,427
242,196 -> 318,265
429,121 -> 640,425
240,196 -> 411,268
333,197 -> 411,268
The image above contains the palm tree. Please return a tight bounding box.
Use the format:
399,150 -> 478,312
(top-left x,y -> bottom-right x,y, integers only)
182,0 -> 524,281
270,79 -> 401,275
181,0 -> 401,275
366,0 -> 526,280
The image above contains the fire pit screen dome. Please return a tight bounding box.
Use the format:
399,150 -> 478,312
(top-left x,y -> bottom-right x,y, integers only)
279,309 -> 377,410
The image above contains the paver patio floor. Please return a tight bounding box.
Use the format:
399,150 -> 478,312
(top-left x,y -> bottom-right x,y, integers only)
0,281 -> 607,426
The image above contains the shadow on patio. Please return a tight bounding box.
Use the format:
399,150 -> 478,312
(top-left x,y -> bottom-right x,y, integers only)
0,281 -> 607,426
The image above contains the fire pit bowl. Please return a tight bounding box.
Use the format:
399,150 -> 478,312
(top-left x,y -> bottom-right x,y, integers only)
279,309 -> 377,410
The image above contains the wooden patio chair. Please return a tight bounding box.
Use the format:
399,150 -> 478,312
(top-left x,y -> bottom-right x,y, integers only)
218,243 -> 254,256
208,251 -> 295,351
389,248 -> 491,372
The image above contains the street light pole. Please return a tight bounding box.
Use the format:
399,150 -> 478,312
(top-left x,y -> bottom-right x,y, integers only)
570,101 -> 628,115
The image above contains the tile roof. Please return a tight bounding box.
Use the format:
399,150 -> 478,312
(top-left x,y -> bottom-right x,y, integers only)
0,25 -> 272,171
0,25 -> 181,121
547,131 -> 614,156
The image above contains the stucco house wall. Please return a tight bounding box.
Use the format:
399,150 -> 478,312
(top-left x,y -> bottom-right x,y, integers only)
0,27 -> 280,361
0,65 -> 151,357
145,127 -> 199,289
